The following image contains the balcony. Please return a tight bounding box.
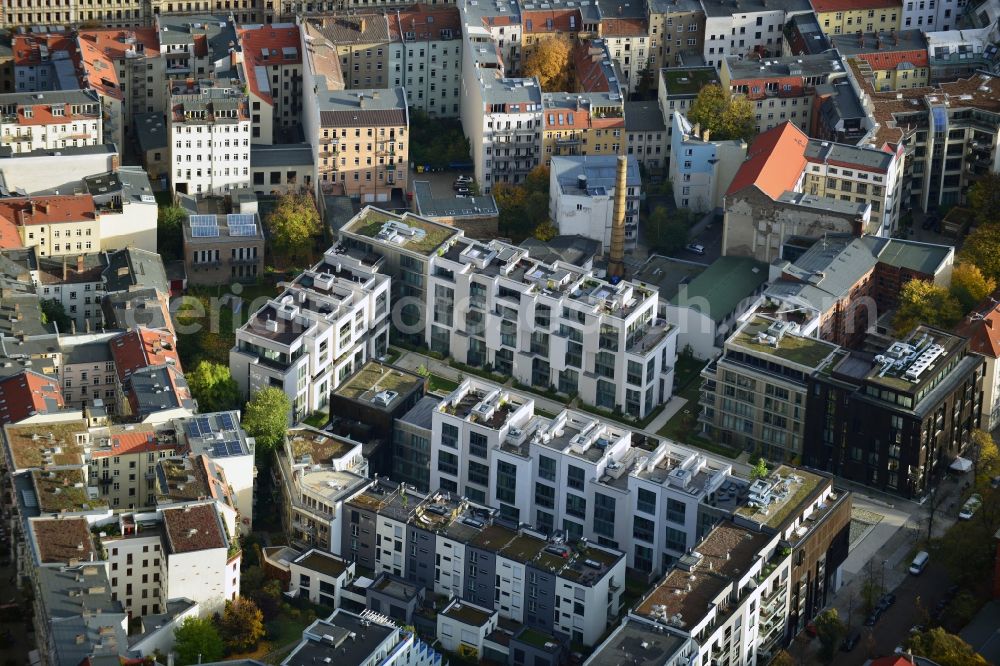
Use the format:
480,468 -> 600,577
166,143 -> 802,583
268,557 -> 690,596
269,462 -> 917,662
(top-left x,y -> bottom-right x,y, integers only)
2,134 -> 32,143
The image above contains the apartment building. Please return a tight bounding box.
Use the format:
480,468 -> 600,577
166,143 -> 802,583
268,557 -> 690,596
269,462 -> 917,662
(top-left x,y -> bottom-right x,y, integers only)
956,292 -> 1000,432
541,82 -> 626,164
1,0 -> 147,30
285,610 -> 442,666
102,502 -> 241,618
925,27 -> 999,82
88,424 -> 181,511
392,395 -> 439,492
341,484 -> 626,647
804,326 -> 984,497
338,207 -> 460,344
657,67 -> 720,169
0,366 -> 64,425
624,100 -> 667,176
902,0 -> 963,29
632,520 -> 791,666
811,0 -> 902,35
236,24 -> 302,144
670,111 -> 748,213
79,28 -> 165,134
549,155 -> 641,250
307,14 -> 393,89
0,90 -> 103,154
275,426 -> 371,552
586,618 -> 699,666
723,122 -> 878,262
182,210 -> 265,285
168,80 -> 251,196
230,246 -> 390,421
0,195 -> 100,258
783,12 -> 833,55
156,15 -> 240,80
832,30 -> 930,91
302,83 -> 409,200
426,236 -> 676,416
722,54 -> 847,135
647,0 -> 705,71
700,314 -> 843,463
598,7 -> 650,94
387,5 -> 464,117
851,67 -> 1000,211
700,0 -> 811,71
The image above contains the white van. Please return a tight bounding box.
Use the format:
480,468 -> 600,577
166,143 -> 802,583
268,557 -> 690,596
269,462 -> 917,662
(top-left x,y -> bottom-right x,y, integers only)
909,551 -> 929,575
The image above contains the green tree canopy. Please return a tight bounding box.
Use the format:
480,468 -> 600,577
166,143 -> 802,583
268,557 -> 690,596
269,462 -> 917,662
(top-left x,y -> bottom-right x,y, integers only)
533,220 -> 558,242
686,85 -> 756,143
157,205 -> 186,262
173,616 -> 224,666
187,360 -> 241,413
645,206 -> 691,256
906,627 -> 989,666
951,263 -> 996,312
219,597 -> 266,653
749,457 -> 769,481
265,193 -> 321,265
968,429 -> 999,484
494,166 -> 551,242
893,280 -> 963,336
522,36 -> 573,92
814,609 -> 846,664
960,223 -> 1000,282
408,111 -> 471,168
967,172 -> 1000,227
243,387 -> 292,455
40,299 -> 72,333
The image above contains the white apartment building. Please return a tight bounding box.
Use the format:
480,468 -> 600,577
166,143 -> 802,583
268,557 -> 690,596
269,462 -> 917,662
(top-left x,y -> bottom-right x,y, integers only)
388,5 -> 464,117
168,80 -> 251,197
284,610 -> 442,666
670,111 -> 749,213
701,0 -> 809,70
287,549 -> 356,607
903,0 -> 962,30
426,236 -> 677,417
229,247 -> 390,422
102,502 -> 240,619
0,90 -> 103,154
549,155 -> 642,251
236,23 -> 303,144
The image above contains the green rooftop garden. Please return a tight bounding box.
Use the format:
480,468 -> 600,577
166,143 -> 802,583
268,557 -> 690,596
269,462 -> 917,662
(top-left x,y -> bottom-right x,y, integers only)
348,210 -> 456,256
735,465 -> 824,528
33,470 -> 107,513
517,628 -> 557,650
661,68 -> 720,95
732,318 -> 837,369
337,362 -> 422,401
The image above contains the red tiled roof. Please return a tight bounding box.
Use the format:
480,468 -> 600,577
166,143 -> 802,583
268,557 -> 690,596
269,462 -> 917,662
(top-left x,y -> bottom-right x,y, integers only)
857,49 -> 929,71
110,327 -> 182,384
0,214 -> 21,250
955,289 -> 1000,358
78,28 -> 161,60
76,36 -> 123,102
573,41 -> 613,93
601,18 -> 648,37
811,0 -> 901,12
0,196 -> 97,228
12,33 -> 74,66
523,9 -> 581,34
868,658 -> 917,666
726,122 -> 809,198
238,25 -> 302,106
388,5 -> 463,41
0,371 -> 64,425
90,428 -> 168,458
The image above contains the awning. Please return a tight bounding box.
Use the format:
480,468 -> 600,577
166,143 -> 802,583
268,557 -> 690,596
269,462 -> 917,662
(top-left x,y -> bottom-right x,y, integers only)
950,457 -> 973,473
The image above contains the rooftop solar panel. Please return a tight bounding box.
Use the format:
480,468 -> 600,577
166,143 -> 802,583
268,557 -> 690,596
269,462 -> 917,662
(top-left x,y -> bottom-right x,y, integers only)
189,214 -> 219,227
191,226 -> 220,238
228,224 -> 258,237
197,416 -> 212,434
227,213 -> 255,227
219,413 -> 236,431
184,421 -> 201,438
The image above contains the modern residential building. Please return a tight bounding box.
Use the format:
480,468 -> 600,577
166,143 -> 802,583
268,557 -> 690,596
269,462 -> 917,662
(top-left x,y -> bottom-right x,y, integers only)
549,155 -> 641,251
392,395 -> 439,493
832,30 -> 930,91
283,610 -> 442,666
804,326 -> 984,497
168,80 -> 251,197
810,0 -> 902,35
230,245 -> 391,421
236,24 -> 303,145
425,236 -> 677,416
181,209 -> 265,285
411,180 -> 499,238
669,112 -> 748,214
723,123 -> 879,262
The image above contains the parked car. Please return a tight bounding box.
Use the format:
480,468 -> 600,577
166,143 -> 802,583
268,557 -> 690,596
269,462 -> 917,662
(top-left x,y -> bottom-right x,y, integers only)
878,592 -> 897,611
990,476 -> 1000,489
455,186 -> 471,195
454,174 -> 473,184
864,607 -> 882,626
685,243 -> 706,255
909,551 -> 929,575
959,493 -> 982,520
841,633 -> 861,652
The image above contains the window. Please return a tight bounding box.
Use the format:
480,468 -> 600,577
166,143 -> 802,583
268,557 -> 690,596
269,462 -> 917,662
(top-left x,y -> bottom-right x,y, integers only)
565,493 -> 586,518
666,498 -> 686,524
567,465 -> 585,491
637,487 -> 656,514
469,432 -> 488,458
593,493 -> 616,538
538,455 -> 556,481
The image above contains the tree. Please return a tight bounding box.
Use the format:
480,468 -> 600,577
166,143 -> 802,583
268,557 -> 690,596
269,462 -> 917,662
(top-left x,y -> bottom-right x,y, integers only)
219,597 -> 266,653
860,561 -> 882,615
157,205 -> 186,262
906,627 -> 989,666
814,609 -> 846,664
187,360 -> 241,413
494,166 -> 551,242
967,429 -> 999,484
686,84 -> 756,142
264,193 -> 321,265
522,36 -> 572,92
533,220 -> 558,242
749,457 -> 769,481
645,206 -> 690,256
173,616 -> 224,666
242,387 -> 292,455
967,172 -> 1000,227
40,299 -> 72,333
893,280 -> 963,335
960,223 -> 1000,282
950,263 -> 996,312
770,650 -> 795,666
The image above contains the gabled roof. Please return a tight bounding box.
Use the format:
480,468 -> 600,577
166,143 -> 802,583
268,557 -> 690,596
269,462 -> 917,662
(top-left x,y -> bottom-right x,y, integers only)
0,370 -> 64,425
955,288 -> 1000,359
725,122 -> 809,199
857,49 -> 929,71
237,25 -> 301,106
0,195 -> 97,228
109,327 -> 181,384
811,0 -> 900,11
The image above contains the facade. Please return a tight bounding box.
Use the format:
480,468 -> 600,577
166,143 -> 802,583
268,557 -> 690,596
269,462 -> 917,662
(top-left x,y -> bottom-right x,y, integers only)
230,245 -> 391,422
425,236 -> 676,417
549,155 -> 641,251
250,143 -> 314,194
168,80 -> 251,197
955,291 -> 1000,432
392,395 -> 439,492
647,0 -> 706,70
388,5 -> 465,117
804,326 -> 984,497
624,100 -> 667,176
832,30 -> 930,91
657,67 -> 720,169
181,210 -> 265,285
810,0 -> 902,35
700,0 -> 812,71
902,0 -> 963,29
541,91 -> 626,166
283,610 -> 441,666
925,27 -> 1000,83
0,195 -> 100,258
287,549 -> 355,607
0,90 -> 103,155
669,112 -> 748,213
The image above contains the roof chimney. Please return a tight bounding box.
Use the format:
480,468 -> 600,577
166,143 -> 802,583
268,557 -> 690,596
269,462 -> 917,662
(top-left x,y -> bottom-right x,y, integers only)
607,155 -> 628,279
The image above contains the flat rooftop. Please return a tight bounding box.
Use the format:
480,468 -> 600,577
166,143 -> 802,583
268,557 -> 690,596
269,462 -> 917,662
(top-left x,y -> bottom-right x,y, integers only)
335,361 -> 423,408
288,427 -> 358,465
294,550 -> 350,578
285,614 -> 394,666
32,468 -> 106,514
864,326 -> 966,392
734,466 -> 826,529
725,53 -> 844,81
5,418 -> 89,470
342,207 -> 458,256
30,516 -> 96,564
586,618 -> 688,666
442,600 -> 494,627
412,181 -> 499,218
161,503 -> 227,554
730,316 -> 839,369
660,67 -> 720,96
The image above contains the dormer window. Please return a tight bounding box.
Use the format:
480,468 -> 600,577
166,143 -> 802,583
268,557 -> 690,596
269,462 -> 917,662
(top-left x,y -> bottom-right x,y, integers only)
23,107 -> 32,119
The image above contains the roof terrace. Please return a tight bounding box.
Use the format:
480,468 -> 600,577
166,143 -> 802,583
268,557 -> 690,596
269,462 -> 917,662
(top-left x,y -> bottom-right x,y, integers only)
729,316 -> 839,369
335,361 -> 423,407
734,466 -> 825,529
439,382 -> 527,430
343,207 -> 458,256
287,427 -> 359,466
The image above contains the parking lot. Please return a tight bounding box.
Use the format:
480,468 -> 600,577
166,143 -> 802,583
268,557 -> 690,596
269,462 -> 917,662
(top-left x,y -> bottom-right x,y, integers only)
407,166 -> 476,199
